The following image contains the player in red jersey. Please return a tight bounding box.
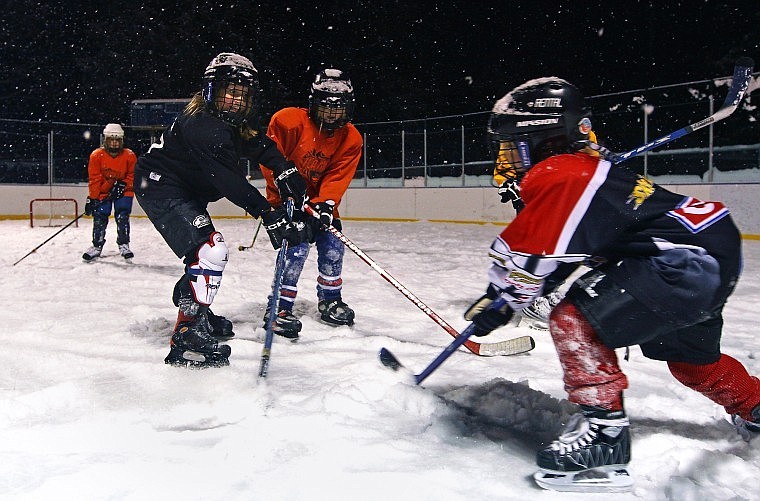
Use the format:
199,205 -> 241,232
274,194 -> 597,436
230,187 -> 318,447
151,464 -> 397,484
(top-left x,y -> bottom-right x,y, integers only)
464,77 -> 760,492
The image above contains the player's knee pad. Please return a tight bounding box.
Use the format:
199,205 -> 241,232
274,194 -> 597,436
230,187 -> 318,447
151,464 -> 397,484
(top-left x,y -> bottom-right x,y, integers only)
186,232 -> 228,305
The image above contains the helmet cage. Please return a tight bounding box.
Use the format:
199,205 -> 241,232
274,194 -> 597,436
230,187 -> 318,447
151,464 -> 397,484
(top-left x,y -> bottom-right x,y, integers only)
309,91 -> 355,131
202,59 -> 260,126
308,69 -> 355,131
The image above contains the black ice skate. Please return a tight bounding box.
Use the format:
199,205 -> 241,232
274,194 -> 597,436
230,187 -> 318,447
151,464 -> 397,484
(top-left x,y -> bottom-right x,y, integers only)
263,309 -> 302,340
318,298 -> 355,326
165,315 -> 231,368
731,404 -> 760,442
534,406 -> 633,493
206,308 -> 235,340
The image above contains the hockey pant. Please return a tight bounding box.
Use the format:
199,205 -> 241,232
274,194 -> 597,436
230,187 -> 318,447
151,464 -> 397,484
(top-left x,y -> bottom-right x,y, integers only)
92,196 -> 133,247
277,226 -> 345,312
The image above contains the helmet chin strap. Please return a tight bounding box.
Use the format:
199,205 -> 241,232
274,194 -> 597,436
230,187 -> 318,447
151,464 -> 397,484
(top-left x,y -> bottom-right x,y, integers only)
517,140 -> 532,172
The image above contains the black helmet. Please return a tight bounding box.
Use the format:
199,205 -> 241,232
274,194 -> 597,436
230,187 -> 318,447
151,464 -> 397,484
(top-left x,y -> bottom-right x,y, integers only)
202,52 -> 260,126
488,77 -> 591,182
308,68 -> 355,131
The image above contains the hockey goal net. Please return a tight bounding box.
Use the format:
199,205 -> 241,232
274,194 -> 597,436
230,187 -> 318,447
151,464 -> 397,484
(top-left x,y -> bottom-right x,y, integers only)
29,198 -> 79,227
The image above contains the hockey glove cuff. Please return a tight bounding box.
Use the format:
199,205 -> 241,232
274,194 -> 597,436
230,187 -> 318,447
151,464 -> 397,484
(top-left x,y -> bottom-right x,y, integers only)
262,207 -> 308,250
84,197 -> 100,216
464,286 -> 514,337
274,162 -> 307,207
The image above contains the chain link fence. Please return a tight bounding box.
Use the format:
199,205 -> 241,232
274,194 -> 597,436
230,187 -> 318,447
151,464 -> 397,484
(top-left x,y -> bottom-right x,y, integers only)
1,74 -> 757,187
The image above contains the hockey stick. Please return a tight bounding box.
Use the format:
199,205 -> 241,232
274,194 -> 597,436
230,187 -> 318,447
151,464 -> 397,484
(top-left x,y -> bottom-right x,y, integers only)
258,200 -> 294,378
379,298 -> 529,385
303,205 -> 535,357
238,219 -> 263,251
612,56 -> 754,164
13,198 -> 113,266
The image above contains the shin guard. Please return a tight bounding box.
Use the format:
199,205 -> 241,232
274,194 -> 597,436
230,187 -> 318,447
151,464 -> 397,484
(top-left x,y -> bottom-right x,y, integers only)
550,302 -> 628,410
668,354 -> 760,420
187,232 -> 228,306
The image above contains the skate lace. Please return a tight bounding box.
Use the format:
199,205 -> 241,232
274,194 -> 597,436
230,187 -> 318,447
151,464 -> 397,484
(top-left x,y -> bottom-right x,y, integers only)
550,414 -> 629,455
523,297 -> 552,321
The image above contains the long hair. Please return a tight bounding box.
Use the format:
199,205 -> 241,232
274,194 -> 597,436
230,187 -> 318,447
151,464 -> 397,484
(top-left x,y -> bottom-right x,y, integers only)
184,92 -> 205,116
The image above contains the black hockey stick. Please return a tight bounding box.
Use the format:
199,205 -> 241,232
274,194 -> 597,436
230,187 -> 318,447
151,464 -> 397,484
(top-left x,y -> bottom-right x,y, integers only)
238,219 -> 263,251
13,197 -> 112,266
258,200 -> 294,379
611,57 -> 754,164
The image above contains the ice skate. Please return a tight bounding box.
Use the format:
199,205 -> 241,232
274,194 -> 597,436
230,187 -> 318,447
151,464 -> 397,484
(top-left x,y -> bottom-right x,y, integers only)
534,406 -> 633,493
165,314 -> 231,368
520,291 -> 563,330
318,298 -> 355,327
206,308 -> 235,340
731,404 -> 760,442
118,243 -> 134,260
263,308 -> 302,340
82,245 -> 103,262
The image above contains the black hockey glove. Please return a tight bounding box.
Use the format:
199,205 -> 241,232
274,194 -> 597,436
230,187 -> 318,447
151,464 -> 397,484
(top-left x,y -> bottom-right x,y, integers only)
309,200 -> 336,227
84,197 -> 100,216
498,180 -> 525,212
108,180 -> 126,200
261,206 -> 307,250
464,286 -> 514,337
274,162 -> 307,207
291,209 -> 320,244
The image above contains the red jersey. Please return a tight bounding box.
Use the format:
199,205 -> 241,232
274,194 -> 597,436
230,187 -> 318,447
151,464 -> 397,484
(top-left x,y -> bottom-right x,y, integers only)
261,107 -> 362,215
88,147 -> 137,199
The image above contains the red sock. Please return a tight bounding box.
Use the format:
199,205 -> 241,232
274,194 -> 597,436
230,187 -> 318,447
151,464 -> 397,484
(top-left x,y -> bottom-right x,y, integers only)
668,354 -> 760,420
550,302 -> 628,410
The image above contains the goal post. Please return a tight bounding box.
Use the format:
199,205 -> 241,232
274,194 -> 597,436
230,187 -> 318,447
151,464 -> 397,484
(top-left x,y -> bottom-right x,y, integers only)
29,198 -> 79,228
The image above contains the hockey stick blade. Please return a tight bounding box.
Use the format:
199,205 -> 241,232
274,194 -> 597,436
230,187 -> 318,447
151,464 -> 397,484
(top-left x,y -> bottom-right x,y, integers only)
379,347 -> 403,372
613,56 -> 754,164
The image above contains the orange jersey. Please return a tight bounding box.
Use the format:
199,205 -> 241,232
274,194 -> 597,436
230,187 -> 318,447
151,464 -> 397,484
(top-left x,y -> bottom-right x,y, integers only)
88,147 -> 137,199
261,107 -> 362,215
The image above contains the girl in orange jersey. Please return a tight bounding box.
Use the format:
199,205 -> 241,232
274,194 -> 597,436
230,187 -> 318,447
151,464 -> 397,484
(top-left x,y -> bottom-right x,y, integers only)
82,123 -> 137,261
260,69 -> 363,340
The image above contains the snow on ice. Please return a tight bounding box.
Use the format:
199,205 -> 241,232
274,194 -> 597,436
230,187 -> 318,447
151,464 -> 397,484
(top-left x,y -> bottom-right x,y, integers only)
2,218 -> 759,500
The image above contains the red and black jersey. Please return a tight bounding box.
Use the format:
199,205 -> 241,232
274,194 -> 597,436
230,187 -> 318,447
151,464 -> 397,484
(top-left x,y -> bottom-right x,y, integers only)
489,152 -> 741,309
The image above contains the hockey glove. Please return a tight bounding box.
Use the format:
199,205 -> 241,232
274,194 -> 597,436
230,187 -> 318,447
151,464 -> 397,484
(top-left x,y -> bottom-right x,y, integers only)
498,180 -> 525,212
108,180 -> 126,200
261,206 -> 307,250
274,162 -> 307,207
464,286 -> 514,337
292,209 -> 320,244
84,197 -> 100,216
309,200 -> 336,227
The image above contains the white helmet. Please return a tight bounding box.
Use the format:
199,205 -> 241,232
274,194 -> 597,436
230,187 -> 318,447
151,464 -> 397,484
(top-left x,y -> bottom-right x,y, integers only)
103,123 -> 125,138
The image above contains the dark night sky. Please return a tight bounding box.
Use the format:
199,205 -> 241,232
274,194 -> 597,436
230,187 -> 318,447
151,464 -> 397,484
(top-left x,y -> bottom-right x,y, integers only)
1,1 -> 758,125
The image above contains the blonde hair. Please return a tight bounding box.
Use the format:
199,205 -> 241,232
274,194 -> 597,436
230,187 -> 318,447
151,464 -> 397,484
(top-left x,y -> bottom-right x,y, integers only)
183,91 -> 258,139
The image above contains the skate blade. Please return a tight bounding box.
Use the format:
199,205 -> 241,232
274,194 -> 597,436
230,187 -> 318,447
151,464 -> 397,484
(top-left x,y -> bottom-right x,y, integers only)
165,347 -> 231,368
534,466 -> 633,493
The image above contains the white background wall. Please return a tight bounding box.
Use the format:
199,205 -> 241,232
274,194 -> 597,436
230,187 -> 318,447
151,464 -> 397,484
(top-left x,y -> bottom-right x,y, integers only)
4,182 -> 760,236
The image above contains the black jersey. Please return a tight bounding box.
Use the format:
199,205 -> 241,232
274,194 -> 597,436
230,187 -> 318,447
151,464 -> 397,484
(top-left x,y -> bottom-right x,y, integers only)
135,111 -> 289,217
